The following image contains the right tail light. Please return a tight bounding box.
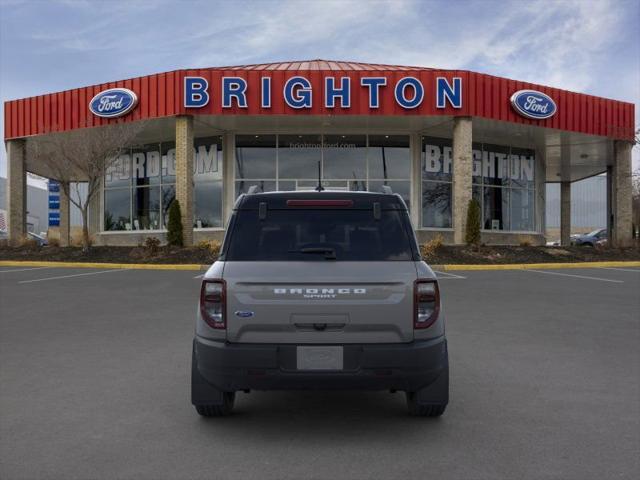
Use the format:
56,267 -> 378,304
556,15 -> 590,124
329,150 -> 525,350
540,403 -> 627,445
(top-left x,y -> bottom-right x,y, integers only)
414,279 -> 440,329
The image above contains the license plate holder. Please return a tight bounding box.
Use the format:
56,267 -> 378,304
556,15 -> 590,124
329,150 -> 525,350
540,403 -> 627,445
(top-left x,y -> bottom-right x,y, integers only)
296,346 -> 344,371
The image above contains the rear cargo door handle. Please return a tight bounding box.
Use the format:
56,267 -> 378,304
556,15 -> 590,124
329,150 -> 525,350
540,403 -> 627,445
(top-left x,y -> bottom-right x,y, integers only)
294,323 -> 346,332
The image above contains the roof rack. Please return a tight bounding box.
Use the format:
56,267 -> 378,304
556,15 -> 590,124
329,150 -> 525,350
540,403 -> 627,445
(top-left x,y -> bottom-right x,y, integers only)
247,185 -> 260,195
379,185 -> 393,194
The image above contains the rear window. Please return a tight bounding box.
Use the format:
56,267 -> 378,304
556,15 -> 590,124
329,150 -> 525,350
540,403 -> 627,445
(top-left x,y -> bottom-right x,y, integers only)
224,209 -> 417,261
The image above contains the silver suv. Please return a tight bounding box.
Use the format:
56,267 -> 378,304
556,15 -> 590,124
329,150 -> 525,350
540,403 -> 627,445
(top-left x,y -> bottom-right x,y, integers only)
191,191 -> 449,417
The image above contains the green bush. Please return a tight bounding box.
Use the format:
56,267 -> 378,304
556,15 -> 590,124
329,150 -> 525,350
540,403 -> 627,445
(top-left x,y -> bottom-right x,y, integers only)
167,200 -> 183,247
465,199 -> 481,246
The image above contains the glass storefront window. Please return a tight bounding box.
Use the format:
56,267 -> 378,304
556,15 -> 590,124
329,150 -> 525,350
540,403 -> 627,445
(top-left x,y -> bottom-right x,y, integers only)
422,181 -> 452,228
233,135 -> 410,212
133,186 -> 161,230
132,143 -> 161,187
161,142 -> 176,183
105,153 -> 131,188
510,188 -> 535,231
194,181 -> 223,228
509,147 -> 535,189
482,143 -> 510,187
369,135 -> 410,179
194,136 -> 222,183
104,188 -> 131,231
235,135 -> 277,179
278,134 -> 322,179
424,136 -> 537,232
104,136 -> 223,232
322,134 -> 366,179
483,186 -> 509,230
161,185 -> 175,228
422,136 -> 452,182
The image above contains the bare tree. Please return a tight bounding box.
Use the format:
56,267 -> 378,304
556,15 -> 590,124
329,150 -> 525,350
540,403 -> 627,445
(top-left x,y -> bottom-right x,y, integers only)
27,122 -> 143,251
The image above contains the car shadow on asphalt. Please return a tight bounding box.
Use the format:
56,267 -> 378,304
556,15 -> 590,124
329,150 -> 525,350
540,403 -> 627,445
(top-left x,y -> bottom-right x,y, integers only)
191,391 -> 448,445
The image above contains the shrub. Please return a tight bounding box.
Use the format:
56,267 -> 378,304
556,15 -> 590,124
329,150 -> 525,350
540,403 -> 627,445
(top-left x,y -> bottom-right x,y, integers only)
518,236 -> 532,247
18,237 -> 39,249
167,200 -> 183,247
420,234 -> 444,258
48,237 -> 60,247
465,199 -> 481,246
144,236 -> 161,256
196,239 -> 222,256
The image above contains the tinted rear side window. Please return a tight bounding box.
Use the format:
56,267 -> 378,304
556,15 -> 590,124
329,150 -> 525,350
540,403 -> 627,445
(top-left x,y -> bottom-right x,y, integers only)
225,209 -> 416,261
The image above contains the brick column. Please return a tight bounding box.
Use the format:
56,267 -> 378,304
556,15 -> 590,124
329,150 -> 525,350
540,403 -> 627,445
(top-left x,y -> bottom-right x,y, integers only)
610,141 -> 633,247
452,117 -> 473,244
59,182 -> 70,247
6,139 -> 27,245
175,115 -> 194,246
560,181 -> 571,246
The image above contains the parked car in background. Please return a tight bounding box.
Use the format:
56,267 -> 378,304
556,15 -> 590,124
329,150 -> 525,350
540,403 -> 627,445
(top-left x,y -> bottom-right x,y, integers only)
571,229 -> 607,247
0,230 -> 48,245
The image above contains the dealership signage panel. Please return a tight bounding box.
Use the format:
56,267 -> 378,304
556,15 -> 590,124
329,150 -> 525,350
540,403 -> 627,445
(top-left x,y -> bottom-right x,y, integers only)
48,180 -> 60,227
510,90 -> 557,119
89,88 -> 139,118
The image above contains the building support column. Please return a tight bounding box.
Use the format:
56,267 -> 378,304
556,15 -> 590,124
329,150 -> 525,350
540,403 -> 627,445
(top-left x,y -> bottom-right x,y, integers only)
175,115 -> 194,246
222,133 -> 235,227
409,133 -> 421,230
6,139 -> 27,245
59,182 -> 70,247
610,141 -> 633,247
452,117 -> 473,244
560,181 -> 571,246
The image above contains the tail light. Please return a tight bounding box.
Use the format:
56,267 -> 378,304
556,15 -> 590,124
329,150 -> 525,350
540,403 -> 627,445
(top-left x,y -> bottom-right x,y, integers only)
414,279 -> 440,329
200,279 -> 226,329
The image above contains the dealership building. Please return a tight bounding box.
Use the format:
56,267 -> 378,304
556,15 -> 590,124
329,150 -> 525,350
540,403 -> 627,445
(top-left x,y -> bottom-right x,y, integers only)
3,60 -> 636,246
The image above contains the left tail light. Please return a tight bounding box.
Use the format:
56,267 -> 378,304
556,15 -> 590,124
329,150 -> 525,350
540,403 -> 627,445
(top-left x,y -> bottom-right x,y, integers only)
414,279 -> 440,329
200,279 -> 226,329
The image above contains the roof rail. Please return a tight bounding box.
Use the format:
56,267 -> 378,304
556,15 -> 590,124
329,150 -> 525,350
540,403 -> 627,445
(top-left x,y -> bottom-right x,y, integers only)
380,185 -> 393,194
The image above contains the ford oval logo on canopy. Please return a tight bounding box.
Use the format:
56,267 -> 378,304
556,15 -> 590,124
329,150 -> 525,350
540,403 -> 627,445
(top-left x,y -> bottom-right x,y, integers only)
89,88 -> 138,118
510,90 -> 556,120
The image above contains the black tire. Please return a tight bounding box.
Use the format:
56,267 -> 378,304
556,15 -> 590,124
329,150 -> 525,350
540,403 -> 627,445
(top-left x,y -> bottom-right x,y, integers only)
406,393 -> 447,417
194,392 -> 236,417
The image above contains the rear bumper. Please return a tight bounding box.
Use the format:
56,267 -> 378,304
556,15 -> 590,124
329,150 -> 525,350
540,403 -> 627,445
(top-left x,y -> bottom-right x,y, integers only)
193,335 -> 448,393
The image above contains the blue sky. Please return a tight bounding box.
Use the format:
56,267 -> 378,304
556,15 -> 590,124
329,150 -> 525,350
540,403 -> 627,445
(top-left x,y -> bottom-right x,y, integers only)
1,0 -> 638,180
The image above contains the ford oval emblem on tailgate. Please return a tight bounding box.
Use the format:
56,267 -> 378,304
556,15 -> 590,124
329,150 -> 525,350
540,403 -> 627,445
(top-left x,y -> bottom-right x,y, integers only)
235,311 -> 254,318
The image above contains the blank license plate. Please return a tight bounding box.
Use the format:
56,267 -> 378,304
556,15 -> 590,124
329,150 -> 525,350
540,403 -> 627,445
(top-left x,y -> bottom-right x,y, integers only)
296,346 -> 343,371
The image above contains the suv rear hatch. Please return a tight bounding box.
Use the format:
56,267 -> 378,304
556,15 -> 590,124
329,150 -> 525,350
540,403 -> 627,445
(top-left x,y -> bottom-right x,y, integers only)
220,194 -> 420,344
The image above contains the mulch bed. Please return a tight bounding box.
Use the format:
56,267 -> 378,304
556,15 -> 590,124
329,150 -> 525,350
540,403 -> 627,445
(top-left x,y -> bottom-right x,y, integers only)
423,245 -> 640,265
1,244 -> 638,265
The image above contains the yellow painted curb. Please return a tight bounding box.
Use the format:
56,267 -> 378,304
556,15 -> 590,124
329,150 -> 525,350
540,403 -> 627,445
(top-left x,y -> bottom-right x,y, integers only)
441,261 -> 640,271
0,260 -> 207,271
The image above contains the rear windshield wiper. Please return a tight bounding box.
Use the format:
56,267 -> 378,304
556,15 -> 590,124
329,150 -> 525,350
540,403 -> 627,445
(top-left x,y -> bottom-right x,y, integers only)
288,247 -> 337,260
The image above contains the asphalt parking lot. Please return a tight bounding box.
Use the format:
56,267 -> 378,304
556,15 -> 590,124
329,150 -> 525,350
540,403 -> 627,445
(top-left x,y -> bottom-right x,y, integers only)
1,265 -> 639,480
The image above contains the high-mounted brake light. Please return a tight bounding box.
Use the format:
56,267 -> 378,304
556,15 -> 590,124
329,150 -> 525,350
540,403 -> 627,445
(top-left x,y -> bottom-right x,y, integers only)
414,279 -> 440,329
286,199 -> 354,207
200,279 -> 226,329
